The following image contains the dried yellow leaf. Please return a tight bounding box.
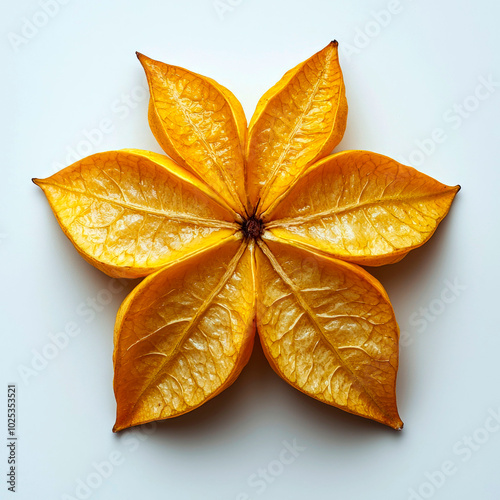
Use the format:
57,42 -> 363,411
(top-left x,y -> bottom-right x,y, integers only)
256,237 -> 402,429
246,41 -> 347,213
266,150 -> 460,266
138,53 -> 248,216
113,236 -> 255,431
34,150 -> 238,278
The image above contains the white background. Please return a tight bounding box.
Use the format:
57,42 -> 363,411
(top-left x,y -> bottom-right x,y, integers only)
2,0 -> 500,499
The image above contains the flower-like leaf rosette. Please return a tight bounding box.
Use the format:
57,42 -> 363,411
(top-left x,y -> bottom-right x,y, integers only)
34,42 -> 459,432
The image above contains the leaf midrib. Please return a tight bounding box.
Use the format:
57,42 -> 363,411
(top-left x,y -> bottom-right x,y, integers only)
154,76 -> 246,215
40,179 -> 238,230
267,190 -> 455,228
259,54 -> 330,206
125,241 -> 248,420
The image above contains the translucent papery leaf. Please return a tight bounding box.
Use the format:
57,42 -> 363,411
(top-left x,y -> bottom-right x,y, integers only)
267,150 -> 460,266
34,150 -> 238,278
255,237 -> 402,429
113,236 -> 256,431
246,41 -> 348,214
139,53 -> 249,216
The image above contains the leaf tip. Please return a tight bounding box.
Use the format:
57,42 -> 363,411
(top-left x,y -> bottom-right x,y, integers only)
390,416 -> 404,431
32,177 -> 42,186
112,416 -> 128,433
447,183 -> 461,200
325,40 -> 339,55
136,52 -> 151,67
136,51 -> 146,64
136,52 -> 157,76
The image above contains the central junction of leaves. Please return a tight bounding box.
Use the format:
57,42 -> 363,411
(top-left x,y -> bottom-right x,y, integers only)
241,215 -> 265,240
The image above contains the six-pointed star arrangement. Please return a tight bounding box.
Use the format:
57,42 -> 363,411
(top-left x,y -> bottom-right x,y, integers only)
34,42 -> 459,432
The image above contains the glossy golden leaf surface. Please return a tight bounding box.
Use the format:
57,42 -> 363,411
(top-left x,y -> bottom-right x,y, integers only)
246,41 -> 347,213
267,150 -> 460,266
35,43 -> 460,432
139,53 -> 248,216
113,237 -> 255,431
34,150 -> 237,278
256,237 -> 402,428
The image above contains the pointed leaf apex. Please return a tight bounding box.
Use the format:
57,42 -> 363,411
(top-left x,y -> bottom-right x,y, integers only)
136,52 -> 151,66
392,418 -> 404,431
112,422 -> 121,433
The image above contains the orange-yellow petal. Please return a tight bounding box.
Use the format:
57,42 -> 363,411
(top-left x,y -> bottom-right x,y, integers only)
138,53 -> 248,216
255,236 -> 402,429
34,150 -> 238,278
267,150 -> 460,266
246,42 -> 347,214
113,236 -> 256,431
